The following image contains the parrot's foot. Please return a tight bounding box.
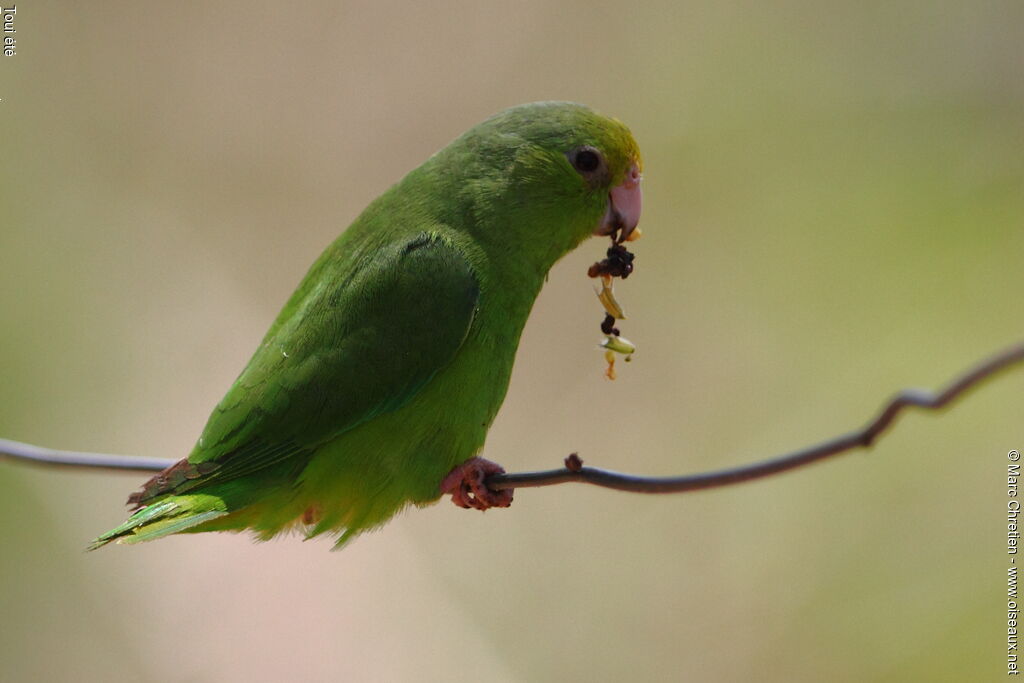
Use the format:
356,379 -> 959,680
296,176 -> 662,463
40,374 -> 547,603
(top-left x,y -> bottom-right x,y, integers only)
440,457 -> 513,511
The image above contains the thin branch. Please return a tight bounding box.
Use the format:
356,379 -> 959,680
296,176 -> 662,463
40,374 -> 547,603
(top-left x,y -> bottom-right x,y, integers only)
0,439 -> 172,472
486,341 -> 1024,492
1,342 -> 1022,495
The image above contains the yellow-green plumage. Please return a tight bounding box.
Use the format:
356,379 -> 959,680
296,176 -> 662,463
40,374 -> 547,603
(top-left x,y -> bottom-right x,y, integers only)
90,102 -> 642,549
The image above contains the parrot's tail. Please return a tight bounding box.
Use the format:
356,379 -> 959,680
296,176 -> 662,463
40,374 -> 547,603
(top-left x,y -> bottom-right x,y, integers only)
88,498 -> 228,550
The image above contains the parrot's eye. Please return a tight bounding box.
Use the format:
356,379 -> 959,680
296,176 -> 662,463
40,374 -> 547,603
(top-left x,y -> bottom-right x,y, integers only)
568,146 -> 604,176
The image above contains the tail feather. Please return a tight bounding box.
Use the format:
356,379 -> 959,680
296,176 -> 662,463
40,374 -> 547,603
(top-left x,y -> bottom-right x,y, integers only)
88,498 -> 228,550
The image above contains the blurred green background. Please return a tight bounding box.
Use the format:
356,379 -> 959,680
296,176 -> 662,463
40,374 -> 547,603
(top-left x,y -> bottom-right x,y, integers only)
1,2 -> 1021,681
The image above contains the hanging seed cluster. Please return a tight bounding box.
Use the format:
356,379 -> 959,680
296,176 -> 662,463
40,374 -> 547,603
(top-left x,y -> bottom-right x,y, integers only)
588,243 -> 637,380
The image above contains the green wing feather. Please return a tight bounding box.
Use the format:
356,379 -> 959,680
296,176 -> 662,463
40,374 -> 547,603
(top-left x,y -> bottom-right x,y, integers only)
91,231 -> 479,547
202,232 -> 477,450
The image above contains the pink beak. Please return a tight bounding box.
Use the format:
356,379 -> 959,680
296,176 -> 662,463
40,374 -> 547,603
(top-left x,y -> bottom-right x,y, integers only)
596,163 -> 642,243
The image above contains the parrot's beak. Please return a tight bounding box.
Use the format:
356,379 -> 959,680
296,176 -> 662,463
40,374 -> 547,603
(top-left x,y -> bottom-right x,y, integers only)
595,163 -> 642,243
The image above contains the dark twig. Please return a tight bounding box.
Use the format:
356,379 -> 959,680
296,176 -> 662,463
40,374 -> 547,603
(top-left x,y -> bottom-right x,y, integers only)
1,342 -> 1022,494
485,341 -> 1024,492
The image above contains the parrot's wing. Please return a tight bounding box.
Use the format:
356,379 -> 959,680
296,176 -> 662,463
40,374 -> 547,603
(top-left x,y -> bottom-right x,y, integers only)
130,232 -> 479,506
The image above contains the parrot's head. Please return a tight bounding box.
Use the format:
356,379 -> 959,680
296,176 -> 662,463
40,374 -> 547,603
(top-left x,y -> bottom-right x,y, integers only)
435,101 -> 643,269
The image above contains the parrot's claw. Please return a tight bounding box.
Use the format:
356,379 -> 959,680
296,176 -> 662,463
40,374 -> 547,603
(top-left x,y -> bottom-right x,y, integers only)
440,457 -> 513,511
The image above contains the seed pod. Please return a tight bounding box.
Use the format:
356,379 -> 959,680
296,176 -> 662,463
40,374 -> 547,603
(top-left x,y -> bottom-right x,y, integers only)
596,275 -> 627,319
600,334 -> 636,355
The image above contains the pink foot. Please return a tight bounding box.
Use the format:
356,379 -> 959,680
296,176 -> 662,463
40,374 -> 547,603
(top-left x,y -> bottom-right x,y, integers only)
440,457 -> 514,510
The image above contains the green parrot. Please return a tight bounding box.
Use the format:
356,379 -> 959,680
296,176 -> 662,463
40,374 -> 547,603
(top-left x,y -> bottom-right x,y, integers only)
90,101 -> 643,549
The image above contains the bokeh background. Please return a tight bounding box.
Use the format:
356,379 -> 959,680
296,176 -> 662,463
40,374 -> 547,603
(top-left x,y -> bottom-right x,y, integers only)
1,2 -> 1022,681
